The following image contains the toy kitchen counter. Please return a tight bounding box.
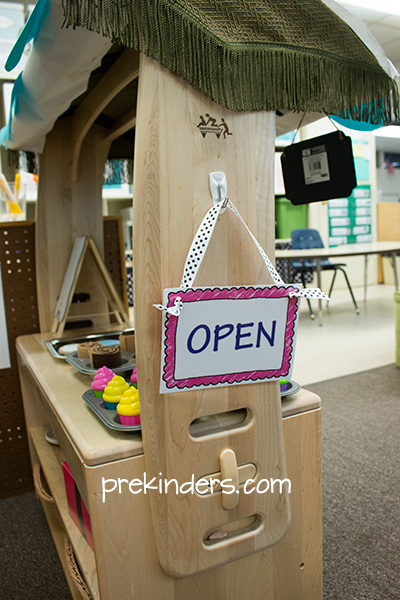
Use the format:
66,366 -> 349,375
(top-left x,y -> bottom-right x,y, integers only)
16,330 -> 322,600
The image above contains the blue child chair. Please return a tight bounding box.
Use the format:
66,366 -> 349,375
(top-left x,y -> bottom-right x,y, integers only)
291,228 -> 359,319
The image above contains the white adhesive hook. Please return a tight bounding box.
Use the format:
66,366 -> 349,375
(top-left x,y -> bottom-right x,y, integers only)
209,172 -> 227,213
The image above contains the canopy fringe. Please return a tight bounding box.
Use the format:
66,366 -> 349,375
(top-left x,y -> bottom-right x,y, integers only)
61,0 -> 399,123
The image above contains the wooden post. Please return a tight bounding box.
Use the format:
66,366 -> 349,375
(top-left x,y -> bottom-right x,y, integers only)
133,55 -> 289,577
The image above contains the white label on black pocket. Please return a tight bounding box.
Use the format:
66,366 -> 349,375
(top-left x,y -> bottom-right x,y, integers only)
302,145 -> 330,185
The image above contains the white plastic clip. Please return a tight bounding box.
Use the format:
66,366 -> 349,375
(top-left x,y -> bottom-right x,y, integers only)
209,172 -> 228,213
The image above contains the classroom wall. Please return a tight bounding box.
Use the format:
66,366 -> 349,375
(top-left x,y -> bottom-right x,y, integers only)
376,163 -> 400,204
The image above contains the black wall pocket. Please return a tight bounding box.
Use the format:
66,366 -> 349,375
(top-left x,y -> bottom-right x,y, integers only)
280,131 -> 357,205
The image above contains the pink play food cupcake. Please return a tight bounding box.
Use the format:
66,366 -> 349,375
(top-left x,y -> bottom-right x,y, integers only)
130,366 -> 138,389
91,366 -> 115,397
117,387 -> 140,425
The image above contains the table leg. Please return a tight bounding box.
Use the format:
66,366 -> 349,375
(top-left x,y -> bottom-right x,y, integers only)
316,259 -> 323,326
392,253 -> 399,291
364,254 -> 368,302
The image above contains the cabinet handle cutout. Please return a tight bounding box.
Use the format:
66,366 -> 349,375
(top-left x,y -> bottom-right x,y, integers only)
204,515 -> 262,546
189,408 -> 250,438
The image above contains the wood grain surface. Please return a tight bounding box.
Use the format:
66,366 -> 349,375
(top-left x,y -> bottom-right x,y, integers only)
133,54 -> 290,577
36,119 -> 111,332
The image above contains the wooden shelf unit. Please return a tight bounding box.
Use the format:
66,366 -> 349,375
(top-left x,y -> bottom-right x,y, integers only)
29,426 -> 99,600
17,329 -> 322,600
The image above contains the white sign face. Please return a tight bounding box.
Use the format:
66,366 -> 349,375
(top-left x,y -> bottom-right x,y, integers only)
159,285 -> 300,394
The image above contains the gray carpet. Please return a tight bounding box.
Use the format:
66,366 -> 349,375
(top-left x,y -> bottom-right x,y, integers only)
0,491 -> 71,599
0,364 -> 399,599
307,364 -> 400,600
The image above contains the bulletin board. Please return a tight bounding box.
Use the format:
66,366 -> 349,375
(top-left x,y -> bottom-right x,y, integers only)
328,184 -> 372,247
0,216 -> 128,498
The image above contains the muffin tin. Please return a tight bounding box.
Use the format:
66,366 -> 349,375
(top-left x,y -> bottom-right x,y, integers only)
281,380 -> 301,397
45,331 -> 124,359
82,390 -> 141,432
82,381 -> 299,435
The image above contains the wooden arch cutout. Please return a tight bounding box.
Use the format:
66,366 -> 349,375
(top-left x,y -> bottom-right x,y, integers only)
71,48 -> 140,181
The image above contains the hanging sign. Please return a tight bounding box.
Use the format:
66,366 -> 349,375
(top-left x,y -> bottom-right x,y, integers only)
280,131 -> 357,205
155,199 -> 328,394
159,284 -> 301,392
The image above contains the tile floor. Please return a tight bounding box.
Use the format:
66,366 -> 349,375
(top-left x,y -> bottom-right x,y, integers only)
291,283 -> 397,386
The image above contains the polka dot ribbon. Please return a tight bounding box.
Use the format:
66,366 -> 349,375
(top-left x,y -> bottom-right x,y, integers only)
154,198 -> 330,315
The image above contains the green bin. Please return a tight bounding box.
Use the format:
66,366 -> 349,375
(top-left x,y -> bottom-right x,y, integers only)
395,292 -> 400,368
275,196 -> 308,239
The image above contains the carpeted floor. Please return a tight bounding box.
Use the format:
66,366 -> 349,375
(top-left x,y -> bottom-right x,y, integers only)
0,364 -> 399,599
307,364 -> 400,600
0,491 -> 71,599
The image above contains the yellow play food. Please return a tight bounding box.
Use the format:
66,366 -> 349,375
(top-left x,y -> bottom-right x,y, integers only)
117,387 -> 140,416
103,375 -> 130,405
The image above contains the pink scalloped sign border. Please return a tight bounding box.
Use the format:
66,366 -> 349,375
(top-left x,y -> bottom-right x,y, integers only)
160,285 -> 300,393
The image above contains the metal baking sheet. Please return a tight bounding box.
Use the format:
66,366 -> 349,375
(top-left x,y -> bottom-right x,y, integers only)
45,331 -> 124,359
82,390 -> 141,433
65,350 -> 135,375
281,380 -> 301,397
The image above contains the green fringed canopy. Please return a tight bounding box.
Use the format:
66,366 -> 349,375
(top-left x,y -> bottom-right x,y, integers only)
61,0 -> 399,125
